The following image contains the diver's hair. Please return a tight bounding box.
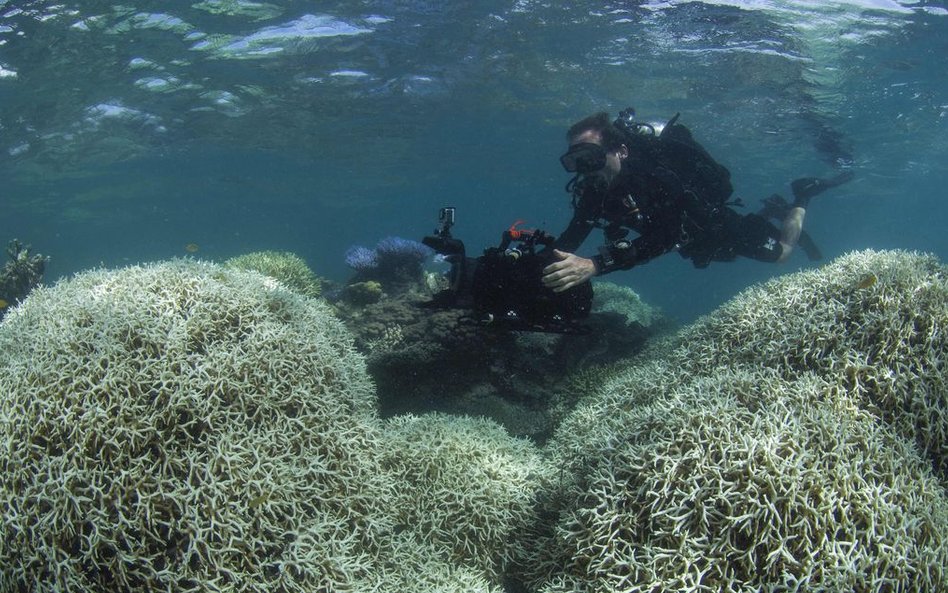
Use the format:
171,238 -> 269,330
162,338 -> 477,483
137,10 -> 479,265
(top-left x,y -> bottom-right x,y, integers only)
567,112 -> 626,150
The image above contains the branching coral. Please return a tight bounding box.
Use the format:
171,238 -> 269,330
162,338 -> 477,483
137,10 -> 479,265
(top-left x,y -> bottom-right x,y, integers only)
665,249 -> 948,478
344,236 -> 433,292
381,413 -> 554,579
374,236 -> 433,278
12,247 -> 943,593
0,259 -> 549,593
224,250 -> 322,297
508,250 -> 948,592
0,239 -> 49,318
591,280 -> 664,328
344,245 -> 379,272
0,260 -> 384,592
515,362 -> 948,592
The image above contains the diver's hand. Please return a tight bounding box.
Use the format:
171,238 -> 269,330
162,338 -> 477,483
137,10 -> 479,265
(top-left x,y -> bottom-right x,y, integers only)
542,250 -> 597,293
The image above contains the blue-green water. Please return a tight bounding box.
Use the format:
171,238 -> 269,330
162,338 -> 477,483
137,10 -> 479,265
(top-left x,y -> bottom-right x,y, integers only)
1,0 -> 946,321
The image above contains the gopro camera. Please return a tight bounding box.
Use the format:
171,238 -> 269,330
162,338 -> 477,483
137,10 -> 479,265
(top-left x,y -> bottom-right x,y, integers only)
437,206 -> 456,236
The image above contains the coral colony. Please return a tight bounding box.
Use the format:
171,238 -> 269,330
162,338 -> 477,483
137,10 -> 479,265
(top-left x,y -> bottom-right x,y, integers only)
0,260 -> 540,592
343,245 -> 379,271
1,249 -> 947,592
373,236 -> 433,266
224,250 -> 323,297
0,239 -> 48,320
345,237 -> 433,285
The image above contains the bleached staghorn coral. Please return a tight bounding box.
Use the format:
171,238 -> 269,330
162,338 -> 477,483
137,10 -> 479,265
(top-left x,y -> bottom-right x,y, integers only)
515,362 -> 948,592
0,260 -> 384,592
357,530 -> 504,593
381,413 -> 554,580
225,250 -> 322,297
0,259 -> 552,593
590,280 -> 663,328
668,249 -> 948,477
508,250 -> 948,592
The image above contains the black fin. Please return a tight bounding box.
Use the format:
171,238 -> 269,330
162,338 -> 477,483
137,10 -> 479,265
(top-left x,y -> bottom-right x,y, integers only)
791,171 -> 854,202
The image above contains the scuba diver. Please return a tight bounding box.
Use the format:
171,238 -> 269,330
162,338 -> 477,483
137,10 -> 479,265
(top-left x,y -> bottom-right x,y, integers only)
420,107 -> 851,332
542,110 -> 854,292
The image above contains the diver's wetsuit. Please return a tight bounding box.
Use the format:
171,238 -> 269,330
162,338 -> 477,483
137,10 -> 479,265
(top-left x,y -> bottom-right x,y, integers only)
554,161 -> 784,273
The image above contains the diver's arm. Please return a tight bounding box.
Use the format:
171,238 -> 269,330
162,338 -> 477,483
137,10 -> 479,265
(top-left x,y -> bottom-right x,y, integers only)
545,232 -> 673,290
592,232 -> 675,274
544,236 -> 655,292
552,211 -> 595,253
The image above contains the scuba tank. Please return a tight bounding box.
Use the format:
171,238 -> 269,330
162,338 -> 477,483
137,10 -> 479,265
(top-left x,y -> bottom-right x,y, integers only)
613,107 -> 734,209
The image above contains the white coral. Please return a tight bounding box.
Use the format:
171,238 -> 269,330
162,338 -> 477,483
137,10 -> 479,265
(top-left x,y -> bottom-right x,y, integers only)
382,413 -> 554,578
514,250 -> 948,593
676,249 -> 948,475
0,259 -> 545,592
0,260 -> 383,592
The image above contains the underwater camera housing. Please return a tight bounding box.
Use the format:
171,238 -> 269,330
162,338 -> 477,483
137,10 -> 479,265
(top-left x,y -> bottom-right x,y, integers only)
422,207 -> 593,333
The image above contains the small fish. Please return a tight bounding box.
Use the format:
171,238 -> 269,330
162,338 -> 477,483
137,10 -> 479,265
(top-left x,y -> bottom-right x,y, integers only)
856,273 -> 878,289
0,299 -> 8,309
184,243 -> 200,254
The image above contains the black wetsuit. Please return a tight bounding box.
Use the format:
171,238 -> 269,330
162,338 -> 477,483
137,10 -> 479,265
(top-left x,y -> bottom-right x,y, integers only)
554,158 -> 784,273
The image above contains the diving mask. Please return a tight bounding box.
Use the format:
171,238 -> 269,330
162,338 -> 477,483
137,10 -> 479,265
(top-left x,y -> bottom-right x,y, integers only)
560,142 -> 607,174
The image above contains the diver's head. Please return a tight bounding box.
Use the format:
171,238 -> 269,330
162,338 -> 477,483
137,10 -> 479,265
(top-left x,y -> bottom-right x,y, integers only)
560,112 -> 628,184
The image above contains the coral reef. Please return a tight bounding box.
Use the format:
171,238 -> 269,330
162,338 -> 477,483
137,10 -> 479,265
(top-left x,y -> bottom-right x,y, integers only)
590,280 -> 664,328
342,279 -> 384,305
0,260 -> 382,592
224,250 -> 322,297
508,249 -> 948,592
375,236 -> 433,276
670,249 -> 948,478
381,413 -> 554,579
343,245 -> 379,272
344,236 -> 433,292
333,273 -> 662,440
0,239 -> 48,319
517,363 -> 948,592
341,292 -> 656,439
0,259 -> 547,592
9,247 -> 944,592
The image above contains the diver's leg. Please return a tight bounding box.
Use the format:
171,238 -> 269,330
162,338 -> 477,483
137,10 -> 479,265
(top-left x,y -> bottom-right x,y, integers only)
780,171 -> 852,262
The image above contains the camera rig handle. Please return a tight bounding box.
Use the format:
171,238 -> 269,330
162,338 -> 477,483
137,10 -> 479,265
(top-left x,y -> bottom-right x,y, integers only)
499,220 -> 554,254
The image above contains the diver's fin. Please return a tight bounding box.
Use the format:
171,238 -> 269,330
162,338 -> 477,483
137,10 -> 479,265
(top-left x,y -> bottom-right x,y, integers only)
791,171 -> 854,202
